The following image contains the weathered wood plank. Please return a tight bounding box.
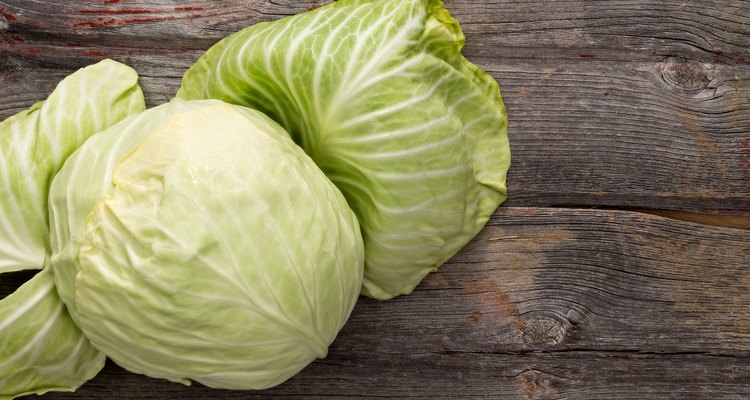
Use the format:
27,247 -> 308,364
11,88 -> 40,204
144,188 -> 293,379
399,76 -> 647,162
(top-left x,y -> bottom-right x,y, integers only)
491,59 -> 750,213
11,206 -> 749,398
42,353 -> 750,400
430,207 -> 750,355
1,1 -> 748,213
453,1 -> 750,64
2,1 -> 749,62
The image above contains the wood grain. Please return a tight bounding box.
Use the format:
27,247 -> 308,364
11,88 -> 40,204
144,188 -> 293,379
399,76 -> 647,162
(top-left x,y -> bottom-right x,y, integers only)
39,353 -> 750,399
1,0 -> 748,213
37,207 -> 750,399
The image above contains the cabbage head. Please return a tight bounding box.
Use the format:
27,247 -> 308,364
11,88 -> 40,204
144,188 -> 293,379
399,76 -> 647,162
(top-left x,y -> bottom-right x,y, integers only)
178,0 -> 510,299
0,60 -> 145,399
48,99 -> 364,390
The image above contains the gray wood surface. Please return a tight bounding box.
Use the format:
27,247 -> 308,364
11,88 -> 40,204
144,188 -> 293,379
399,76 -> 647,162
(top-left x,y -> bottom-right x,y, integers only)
1,0 -> 749,398
2,0 -> 750,214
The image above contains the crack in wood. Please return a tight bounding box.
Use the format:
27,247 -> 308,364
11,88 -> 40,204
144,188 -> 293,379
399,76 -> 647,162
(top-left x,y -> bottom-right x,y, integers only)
550,205 -> 750,230
434,348 -> 750,359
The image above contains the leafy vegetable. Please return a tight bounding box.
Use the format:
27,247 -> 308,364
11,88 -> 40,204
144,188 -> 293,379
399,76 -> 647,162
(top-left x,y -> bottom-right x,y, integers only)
0,269 -> 104,400
0,59 -> 145,399
178,0 -> 510,299
0,59 -> 145,274
49,99 -> 364,389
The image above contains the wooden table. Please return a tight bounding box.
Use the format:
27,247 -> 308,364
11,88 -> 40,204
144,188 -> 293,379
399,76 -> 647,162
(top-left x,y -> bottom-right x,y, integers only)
1,1 -> 749,398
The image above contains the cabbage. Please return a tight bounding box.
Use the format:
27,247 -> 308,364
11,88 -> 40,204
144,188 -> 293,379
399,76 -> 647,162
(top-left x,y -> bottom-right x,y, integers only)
178,0 -> 510,299
0,60 -> 145,399
48,99 -> 364,389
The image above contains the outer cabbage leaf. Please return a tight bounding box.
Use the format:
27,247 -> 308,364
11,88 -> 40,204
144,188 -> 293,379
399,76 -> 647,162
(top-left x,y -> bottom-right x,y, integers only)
177,0 -> 510,299
0,269 -> 105,400
50,100 -> 364,389
0,59 -> 145,273
49,102 -> 177,324
0,60 -> 144,399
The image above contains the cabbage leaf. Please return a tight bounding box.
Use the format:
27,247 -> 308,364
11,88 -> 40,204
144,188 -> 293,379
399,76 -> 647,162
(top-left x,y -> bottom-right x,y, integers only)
0,59 -> 144,399
0,59 -> 145,274
0,269 -> 105,400
178,0 -> 510,299
49,102 -> 174,324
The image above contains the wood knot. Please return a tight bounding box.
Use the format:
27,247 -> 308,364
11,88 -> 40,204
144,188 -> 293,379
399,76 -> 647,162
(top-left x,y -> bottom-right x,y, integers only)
466,311 -> 483,325
521,317 -> 566,346
516,369 -> 560,400
660,57 -> 713,94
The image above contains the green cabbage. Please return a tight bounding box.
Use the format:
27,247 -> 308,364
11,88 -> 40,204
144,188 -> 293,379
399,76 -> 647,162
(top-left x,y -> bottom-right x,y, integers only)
0,60 -> 145,399
178,0 -> 510,299
48,99 -> 364,389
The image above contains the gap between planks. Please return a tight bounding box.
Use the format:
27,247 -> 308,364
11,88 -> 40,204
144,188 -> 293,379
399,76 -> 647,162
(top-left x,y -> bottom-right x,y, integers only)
547,205 -> 750,230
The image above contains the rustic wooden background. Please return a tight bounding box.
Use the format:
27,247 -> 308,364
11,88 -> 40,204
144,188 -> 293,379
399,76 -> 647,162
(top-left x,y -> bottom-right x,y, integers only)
1,0 -> 749,398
